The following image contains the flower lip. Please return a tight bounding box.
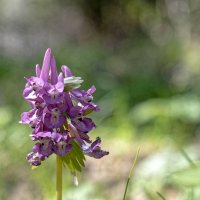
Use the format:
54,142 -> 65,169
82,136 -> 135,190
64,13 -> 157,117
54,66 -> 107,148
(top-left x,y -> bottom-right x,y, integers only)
53,141 -> 72,157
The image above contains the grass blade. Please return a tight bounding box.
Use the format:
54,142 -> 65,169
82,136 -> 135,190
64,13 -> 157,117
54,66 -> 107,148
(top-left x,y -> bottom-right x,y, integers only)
122,147 -> 140,200
156,192 -> 166,200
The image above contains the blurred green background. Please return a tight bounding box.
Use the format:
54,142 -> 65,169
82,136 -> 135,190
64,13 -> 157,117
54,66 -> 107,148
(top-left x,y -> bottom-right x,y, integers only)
1,0 -> 200,199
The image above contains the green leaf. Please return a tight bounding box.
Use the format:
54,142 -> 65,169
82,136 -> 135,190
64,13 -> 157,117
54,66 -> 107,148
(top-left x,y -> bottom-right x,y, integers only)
69,154 -> 82,172
61,141 -> 86,173
72,141 -> 86,166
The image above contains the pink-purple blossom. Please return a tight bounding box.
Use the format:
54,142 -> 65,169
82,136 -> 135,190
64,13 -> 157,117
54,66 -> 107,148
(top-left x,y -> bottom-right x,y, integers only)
20,48 -> 108,166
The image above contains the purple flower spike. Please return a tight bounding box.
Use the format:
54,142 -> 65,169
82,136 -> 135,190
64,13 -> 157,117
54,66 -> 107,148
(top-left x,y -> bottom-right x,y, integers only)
20,48 -> 108,167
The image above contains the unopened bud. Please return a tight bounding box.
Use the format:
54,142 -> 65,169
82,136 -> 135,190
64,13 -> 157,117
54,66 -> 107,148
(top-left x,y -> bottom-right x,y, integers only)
64,76 -> 83,91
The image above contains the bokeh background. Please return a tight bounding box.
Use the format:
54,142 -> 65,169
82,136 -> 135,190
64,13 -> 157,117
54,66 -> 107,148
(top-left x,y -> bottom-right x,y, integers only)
1,0 -> 200,199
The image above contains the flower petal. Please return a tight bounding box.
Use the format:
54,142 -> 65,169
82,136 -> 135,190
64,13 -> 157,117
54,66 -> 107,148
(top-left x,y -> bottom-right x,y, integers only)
40,48 -> 51,81
35,64 -> 41,77
50,55 -> 58,84
61,65 -> 73,77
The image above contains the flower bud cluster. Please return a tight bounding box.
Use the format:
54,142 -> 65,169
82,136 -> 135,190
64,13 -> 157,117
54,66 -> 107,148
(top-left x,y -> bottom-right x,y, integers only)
20,48 -> 108,166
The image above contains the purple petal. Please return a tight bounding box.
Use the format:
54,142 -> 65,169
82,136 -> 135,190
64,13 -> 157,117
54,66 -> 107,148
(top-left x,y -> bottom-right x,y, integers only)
23,77 -> 45,101
27,152 -> 44,166
20,111 -> 32,124
87,86 -> 96,95
52,131 -> 69,143
33,140 -> 53,157
20,109 -> 40,128
61,65 -> 73,77
40,48 -> 51,82
58,72 -> 64,82
43,110 -> 66,128
68,123 -> 83,144
79,132 -> 92,143
68,106 -> 82,118
88,148 -> 109,159
33,97 -> 46,110
71,118 -> 96,133
35,64 -> 41,77
91,137 -> 101,149
23,88 -> 34,101
50,56 -> 58,84
43,83 -> 64,104
53,141 -> 72,156
81,102 -> 100,114
55,81 -> 64,93
43,91 -> 63,105
71,90 -> 83,98
52,132 -> 62,143
34,131 -> 52,139
64,93 -> 73,110
82,138 -> 109,159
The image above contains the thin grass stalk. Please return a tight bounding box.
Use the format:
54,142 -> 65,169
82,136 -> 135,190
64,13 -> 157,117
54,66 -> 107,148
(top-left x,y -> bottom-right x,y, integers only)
56,155 -> 62,200
122,147 -> 140,200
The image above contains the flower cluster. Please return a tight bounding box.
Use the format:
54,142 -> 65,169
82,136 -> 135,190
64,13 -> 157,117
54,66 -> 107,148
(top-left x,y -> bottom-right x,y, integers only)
20,48 -> 108,166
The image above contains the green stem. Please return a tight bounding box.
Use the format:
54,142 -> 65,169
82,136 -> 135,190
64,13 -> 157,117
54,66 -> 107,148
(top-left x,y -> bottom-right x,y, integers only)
122,147 -> 140,200
56,155 -> 62,200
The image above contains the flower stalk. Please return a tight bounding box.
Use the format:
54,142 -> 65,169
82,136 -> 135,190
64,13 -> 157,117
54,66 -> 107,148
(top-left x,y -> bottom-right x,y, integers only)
56,155 -> 62,200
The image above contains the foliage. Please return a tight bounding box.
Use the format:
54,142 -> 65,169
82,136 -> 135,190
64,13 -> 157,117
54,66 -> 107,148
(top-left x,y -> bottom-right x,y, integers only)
62,141 -> 86,173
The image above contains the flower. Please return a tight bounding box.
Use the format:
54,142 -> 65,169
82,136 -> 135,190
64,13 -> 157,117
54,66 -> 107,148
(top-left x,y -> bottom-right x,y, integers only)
20,48 -> 108,166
